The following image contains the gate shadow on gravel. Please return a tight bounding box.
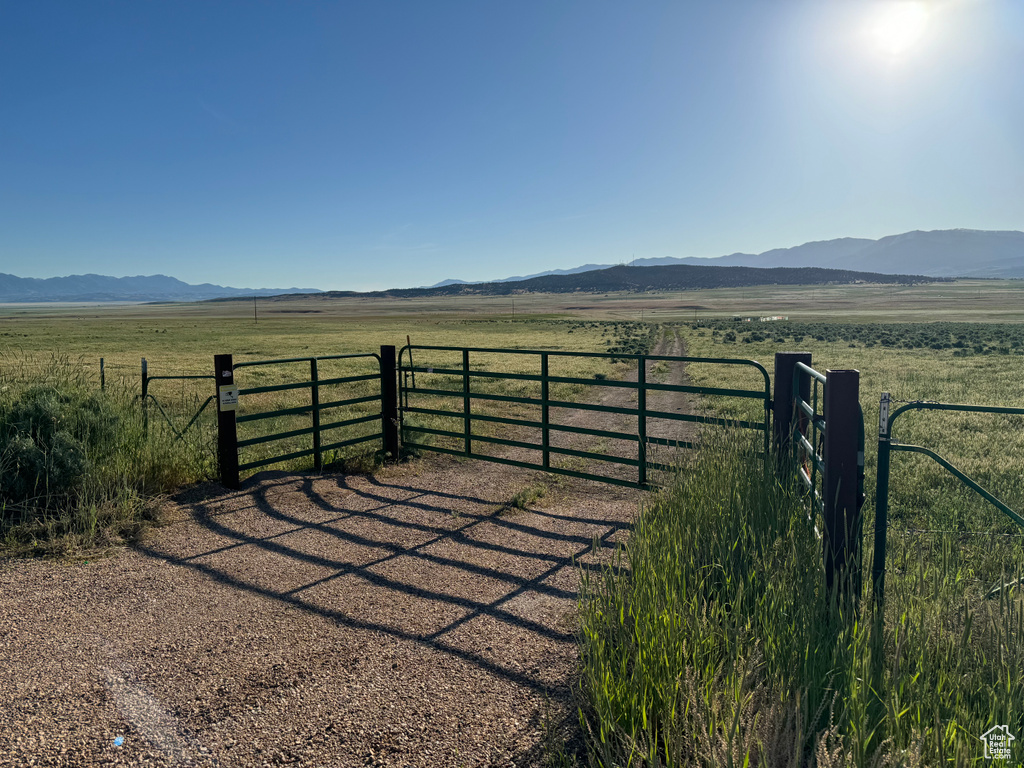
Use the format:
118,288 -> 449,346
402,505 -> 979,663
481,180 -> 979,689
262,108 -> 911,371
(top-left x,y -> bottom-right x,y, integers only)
136,470 -> 630,697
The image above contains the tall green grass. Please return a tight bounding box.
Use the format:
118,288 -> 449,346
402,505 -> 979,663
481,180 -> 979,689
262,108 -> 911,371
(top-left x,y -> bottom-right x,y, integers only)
575,435 -> 1024,766
0,355 -> 215,555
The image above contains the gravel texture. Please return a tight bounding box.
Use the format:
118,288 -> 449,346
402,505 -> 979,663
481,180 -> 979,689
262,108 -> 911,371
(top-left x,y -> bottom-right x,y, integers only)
1,457 -> 638,767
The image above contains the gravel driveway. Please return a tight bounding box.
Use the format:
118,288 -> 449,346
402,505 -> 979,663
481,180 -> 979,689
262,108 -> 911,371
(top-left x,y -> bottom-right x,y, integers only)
1,455 -> 638,768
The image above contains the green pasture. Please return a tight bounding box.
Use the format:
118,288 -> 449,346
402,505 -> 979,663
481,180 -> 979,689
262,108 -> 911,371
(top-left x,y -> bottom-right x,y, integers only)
0,310 -> 663,478
0,313 -> 657,523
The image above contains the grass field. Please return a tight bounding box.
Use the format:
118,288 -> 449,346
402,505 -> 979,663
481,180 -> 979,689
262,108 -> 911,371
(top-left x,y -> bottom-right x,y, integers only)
3,279 -> 1024,765
636,324 -> 1024,767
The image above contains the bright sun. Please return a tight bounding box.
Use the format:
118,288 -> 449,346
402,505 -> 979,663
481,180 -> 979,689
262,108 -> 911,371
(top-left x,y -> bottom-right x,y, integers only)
865,1 -> 931,58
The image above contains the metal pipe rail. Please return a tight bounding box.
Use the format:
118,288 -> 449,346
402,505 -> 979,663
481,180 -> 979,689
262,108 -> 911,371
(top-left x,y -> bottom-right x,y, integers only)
787,357 -> 864,600
792,362 -> 826,517
873,395 -> 1024,599
231,353 -> 385,475
398,344 -> 772,489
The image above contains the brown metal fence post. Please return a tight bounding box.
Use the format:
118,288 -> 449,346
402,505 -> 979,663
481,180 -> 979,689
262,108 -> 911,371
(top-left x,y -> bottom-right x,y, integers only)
214,354 -> 240,490
380,345 -> 400,461
773,352 -> 811,468
822,368 -> 861,601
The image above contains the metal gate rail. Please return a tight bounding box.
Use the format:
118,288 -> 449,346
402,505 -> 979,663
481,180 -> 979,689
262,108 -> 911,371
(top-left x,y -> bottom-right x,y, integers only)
233,352 -> 384,473
398,344 -> 770,489
141,359 -> 216,440
788,358 -> 865,598
873,396 -> 1024,598
792,361 -> 828,517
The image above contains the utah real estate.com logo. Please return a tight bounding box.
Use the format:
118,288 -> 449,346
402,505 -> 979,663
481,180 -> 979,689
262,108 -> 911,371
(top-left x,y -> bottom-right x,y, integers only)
980,725 -> 1015,761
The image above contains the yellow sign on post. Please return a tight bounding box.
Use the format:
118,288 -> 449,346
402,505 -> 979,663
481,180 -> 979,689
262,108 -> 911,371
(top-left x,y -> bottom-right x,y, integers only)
218,385 -> 239,411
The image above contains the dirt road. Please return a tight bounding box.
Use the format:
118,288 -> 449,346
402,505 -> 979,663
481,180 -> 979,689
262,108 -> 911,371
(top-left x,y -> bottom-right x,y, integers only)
547,329 -> 699,483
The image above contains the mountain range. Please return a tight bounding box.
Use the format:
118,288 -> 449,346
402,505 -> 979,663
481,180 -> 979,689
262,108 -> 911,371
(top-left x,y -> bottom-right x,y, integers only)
0,273 -> 320,303
2,229 -> 1019,302
309,264 -> 940,300
429,229 -> 1024,287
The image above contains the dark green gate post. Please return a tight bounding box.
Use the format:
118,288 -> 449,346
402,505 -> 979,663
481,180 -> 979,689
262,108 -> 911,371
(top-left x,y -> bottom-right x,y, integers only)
541,353 -> 550,469
873,391 -> 892,604
310,357 -> 322,471
637,355 -> 647,487
380,345 -> 400,461
822,369 -> 862,601
773,352 -> 811,469
141,357 -> 149,438
463,349 -> 472,455
215,354 -> 240,490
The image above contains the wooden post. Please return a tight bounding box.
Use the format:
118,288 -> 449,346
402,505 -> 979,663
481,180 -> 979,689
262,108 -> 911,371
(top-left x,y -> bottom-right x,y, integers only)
379,345 -> 400,461
873,392 -> 892,604
406,335 -> 415,392
215,354 -> 239,490
100,358 -> 105,391
773,352 -> 812,469
822,368 -> 862,601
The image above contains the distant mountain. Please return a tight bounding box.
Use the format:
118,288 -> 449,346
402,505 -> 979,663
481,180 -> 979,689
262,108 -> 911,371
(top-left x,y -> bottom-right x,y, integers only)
309,264 -> 942,301
834,230 -> 1024,277
0,273 -> 321,302
437,229 -> 1023,285
670,229 -> 1024,277
426,263 -> 612,288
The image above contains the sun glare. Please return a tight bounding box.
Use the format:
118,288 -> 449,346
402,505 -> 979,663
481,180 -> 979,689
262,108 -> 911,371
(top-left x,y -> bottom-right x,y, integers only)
865,1 -> 931,58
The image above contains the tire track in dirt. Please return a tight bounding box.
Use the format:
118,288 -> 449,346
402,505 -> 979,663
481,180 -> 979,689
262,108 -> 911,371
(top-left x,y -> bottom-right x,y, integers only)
546,327 -> 700,484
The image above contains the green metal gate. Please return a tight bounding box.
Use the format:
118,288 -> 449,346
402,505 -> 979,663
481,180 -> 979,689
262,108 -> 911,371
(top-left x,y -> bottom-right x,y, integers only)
787,358 -> 866,597
397,344 -> 771,489
215,349 -> 399,489
873,394 -> 1024,598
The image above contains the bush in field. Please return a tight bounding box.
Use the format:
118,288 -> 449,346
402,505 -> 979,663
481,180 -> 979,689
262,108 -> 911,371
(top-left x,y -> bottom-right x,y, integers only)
606,322 -> 661,358
696,319 -> 1024,354
0,385 -> 121,513
1,356 -> 215,553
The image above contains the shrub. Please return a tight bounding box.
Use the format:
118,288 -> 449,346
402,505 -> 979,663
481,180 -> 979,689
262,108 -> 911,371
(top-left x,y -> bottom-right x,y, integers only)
0,385 -> 120,514
0,356 -> 215,554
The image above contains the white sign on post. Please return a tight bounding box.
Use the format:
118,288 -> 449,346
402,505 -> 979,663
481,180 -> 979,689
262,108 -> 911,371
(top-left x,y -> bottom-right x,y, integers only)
219,385 -> 239,412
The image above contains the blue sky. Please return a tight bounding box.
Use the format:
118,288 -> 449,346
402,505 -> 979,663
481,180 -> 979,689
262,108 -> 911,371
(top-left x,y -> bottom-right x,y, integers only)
2,1 -> 1022,291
